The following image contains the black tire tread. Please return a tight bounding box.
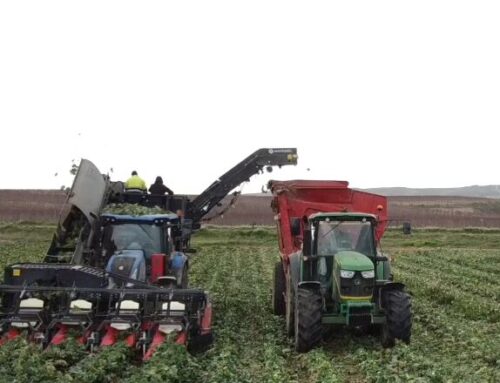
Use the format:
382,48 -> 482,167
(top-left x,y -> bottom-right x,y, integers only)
272,262 -> 286,316
383,289 -> 412,344
295,287 -> 322,352
285,276 -> 294,336
181,265 -> 189,289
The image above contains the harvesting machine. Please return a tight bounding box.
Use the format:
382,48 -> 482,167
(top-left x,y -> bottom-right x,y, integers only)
0,148 -> 297,359
269,180 -> 412,351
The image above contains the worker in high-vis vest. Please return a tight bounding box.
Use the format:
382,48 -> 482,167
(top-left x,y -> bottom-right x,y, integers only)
124,171 -> 147,192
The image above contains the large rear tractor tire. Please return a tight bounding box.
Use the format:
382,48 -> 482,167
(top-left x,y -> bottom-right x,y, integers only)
272,262 -> 286,315
294,286 -> 323,352
381,289 -> 412,348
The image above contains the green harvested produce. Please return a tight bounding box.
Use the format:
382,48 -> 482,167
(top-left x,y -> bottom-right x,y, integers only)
103,203 -> 172,216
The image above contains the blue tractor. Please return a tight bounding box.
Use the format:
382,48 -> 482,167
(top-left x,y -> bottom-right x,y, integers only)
102,213 -> 189,289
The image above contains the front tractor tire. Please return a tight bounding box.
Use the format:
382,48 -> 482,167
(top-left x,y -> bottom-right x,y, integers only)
381,289 -> 412,348
272,262 -> 286,315
294,286 -> 322,352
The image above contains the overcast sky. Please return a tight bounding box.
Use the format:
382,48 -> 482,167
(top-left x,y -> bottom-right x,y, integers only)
1,1 -> 499,194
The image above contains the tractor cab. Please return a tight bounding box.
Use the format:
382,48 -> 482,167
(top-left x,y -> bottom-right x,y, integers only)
314,213 -> 377,257
304,213 -> 385,304
99,214 -> 188,288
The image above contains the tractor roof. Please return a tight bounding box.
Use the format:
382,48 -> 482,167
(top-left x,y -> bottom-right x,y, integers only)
309,212 -> 378,221
101,213 -> 179,224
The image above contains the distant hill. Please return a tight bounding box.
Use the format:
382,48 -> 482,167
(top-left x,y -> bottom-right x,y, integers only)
249,185 -> 500,199
360,185 -> 500,199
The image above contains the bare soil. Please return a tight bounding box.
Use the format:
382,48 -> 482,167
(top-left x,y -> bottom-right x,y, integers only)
2,190 -> 500,228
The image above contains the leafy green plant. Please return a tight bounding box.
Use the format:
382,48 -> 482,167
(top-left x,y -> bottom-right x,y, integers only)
0,225 -> 499,382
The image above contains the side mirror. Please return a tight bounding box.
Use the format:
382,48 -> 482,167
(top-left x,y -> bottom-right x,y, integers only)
290,217 -> 301,236
303,229 -> 312,256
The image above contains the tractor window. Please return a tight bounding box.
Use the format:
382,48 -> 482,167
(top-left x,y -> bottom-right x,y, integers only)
110,224 -> 162,259
317,221 -> 375,257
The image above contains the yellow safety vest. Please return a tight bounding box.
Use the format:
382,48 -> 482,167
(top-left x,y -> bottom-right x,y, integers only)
125,175 -> 147,190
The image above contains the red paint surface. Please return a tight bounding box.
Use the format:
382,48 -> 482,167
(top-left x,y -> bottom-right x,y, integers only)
150,253 -> 167,283
0,328 -> 20,346
100,326 -> 119,346
201,303 -> 212,334
143,327 -> 166,361
269,180 -> 388,260
51,324 -> 68,345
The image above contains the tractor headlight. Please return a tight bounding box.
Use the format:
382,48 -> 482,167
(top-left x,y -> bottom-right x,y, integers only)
361,270 -> 375,279
340,270 -> 355,278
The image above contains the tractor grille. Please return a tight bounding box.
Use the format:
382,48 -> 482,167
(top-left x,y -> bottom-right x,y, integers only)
349,306 -> 372,326
340,272 -> 374,297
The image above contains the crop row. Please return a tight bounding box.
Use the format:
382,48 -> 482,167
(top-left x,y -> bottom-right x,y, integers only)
0,225 -> 498,382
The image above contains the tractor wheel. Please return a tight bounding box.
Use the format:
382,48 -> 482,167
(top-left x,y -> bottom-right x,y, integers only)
180,266 -> 189,289
188,332 -> 214,354
272,262 -> 286,315
381,289 -> 412,348
285,272 -> 295,336
294,286 -> 322,352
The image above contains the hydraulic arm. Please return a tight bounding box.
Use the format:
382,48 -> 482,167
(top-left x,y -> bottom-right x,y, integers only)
189,148 -> 298,224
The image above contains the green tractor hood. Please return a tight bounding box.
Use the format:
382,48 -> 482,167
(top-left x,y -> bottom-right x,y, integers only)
332,251 -> 375,303
334,251 -> 373,271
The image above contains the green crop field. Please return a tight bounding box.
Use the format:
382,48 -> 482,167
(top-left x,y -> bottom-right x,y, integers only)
0,223 -> 499,382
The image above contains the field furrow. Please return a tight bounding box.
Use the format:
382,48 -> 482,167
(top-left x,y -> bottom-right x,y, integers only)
0,225 -> 499,382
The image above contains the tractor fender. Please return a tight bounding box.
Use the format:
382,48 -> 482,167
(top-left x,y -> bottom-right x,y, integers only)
170,251 -> 187,270
170,251 -> 188,286
380,282 -> 406,291
298,281 -> 321,291
288,251 -> 302,293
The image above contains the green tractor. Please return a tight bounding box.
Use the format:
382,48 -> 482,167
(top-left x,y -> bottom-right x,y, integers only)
269,180 -> 412,351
